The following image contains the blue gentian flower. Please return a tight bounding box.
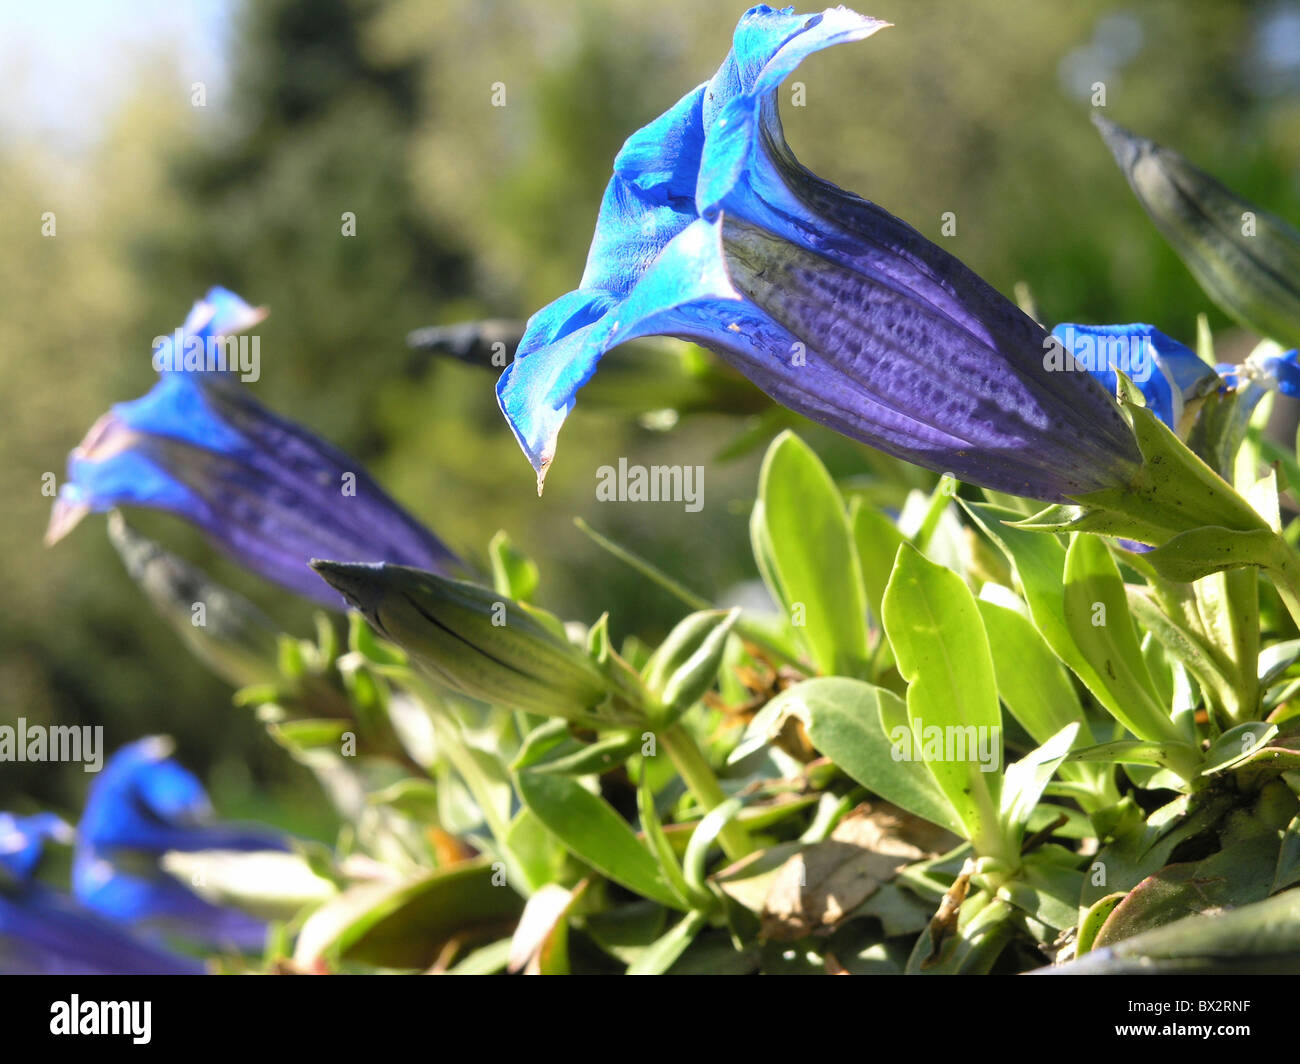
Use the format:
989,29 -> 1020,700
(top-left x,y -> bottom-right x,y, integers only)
48,288 -> 458,606
1052,322 -> 1300,433
1244,347 -> 1300,397
0,811 -> 70,882
1,812 -> 204,974
74,738 -> 287,952
1048,323 -> 1219,431
497,5 -> 1142,502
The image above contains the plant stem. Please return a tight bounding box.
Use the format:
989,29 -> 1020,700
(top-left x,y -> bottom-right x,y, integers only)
574,517 -> 803,668
659,723 -> 754,862
402,671 -> 515,849
1269,538 -> 1300,634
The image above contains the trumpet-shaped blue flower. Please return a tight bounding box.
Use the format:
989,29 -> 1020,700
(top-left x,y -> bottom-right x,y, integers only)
48,288 -> 458,606
1052,322 -> 1300,430
1,812 -> 203,974
1048,323 -> 1220,431
497,5 -> 1142,502
74,738 -> 287,952
0,811 -> 69,883
1224,346 -> 1300,397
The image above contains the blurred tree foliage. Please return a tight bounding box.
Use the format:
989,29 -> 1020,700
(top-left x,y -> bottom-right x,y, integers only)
5,0 -> 1300,821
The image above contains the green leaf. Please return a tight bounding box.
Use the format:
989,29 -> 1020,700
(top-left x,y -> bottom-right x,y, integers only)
489,529 -> 539,603
1260,638 -> 1300,687
1081,792 -> 1236,910
906,891 -> 1015,975
513,725 -> 642,777
1000,849 -> 1086,932
1126,584 -> 1240,720
625,911 -> 710,975
1063,535 -> 1185,749
503,808 -> 567,894
760,678 -> 962,835
850,498 -> 906,627
751,431 -> 869,676
447,937 -> 513,975
1201,722 -> 1279,776
293,858 -> 523,970
882,545 -> 1005,857
683,796 -> 746,901
266,718 -> 351,754
1091,818 -> 1286,952
1272,815 -> 1300,894
976,593 -> 1086,745
965,503 -> 1145,732
514,769 -> 682,908
367,778 -> 441,822
1075,893 -> 1126,957
1048,890 -> 1300,973
637,776 -> 696,909
160,849 -> 335,921
1000,723 -> 1079,841
1143,526 -> 1283,583
1067,739 -> 1198,770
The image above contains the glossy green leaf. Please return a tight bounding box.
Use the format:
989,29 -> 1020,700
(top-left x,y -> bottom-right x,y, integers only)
625,910 -> 709,975
1000,723 -> 1079,840
514,769 -> 681,908
1075,893 -> 1126,957
976,593 -> 1086,745
761,677 -> 962,835
883,545 -> 1005,857
751,431 -> 869,676
1202,722 -> 1279,776
850,497 -> 906,628
504,807 -> 567,893
1047,890 -> 1300,974
1000,849 -> 1085,932
1064,535 -> 1185,748
161,849 -> 335,921
447,937 -> 513,975
294,858 -> 523,970
489,529 -> 540,603
1272,815 -> 1300,894
637,776 -> 696,909
1067,739 -> 1198,770
906,891 -> 1014,975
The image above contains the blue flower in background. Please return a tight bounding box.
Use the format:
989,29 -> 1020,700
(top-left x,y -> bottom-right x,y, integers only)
1225,346 -> 1300,397
0,811 -> 69,882
74,737 -> 288,952
48,287 -> 459,606
1048,322 -> 1220,431
1,812 -> 203,975
1051,322 -> 1300,434
497,5 -> 1142,502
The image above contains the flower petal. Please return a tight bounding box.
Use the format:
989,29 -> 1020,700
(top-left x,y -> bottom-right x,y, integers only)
53,314 -> 457,605
498,219 -> 742,486
1049,323 -> 1218,429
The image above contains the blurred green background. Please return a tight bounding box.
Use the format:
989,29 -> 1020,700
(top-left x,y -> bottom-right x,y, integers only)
4,0 -> 1300,831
